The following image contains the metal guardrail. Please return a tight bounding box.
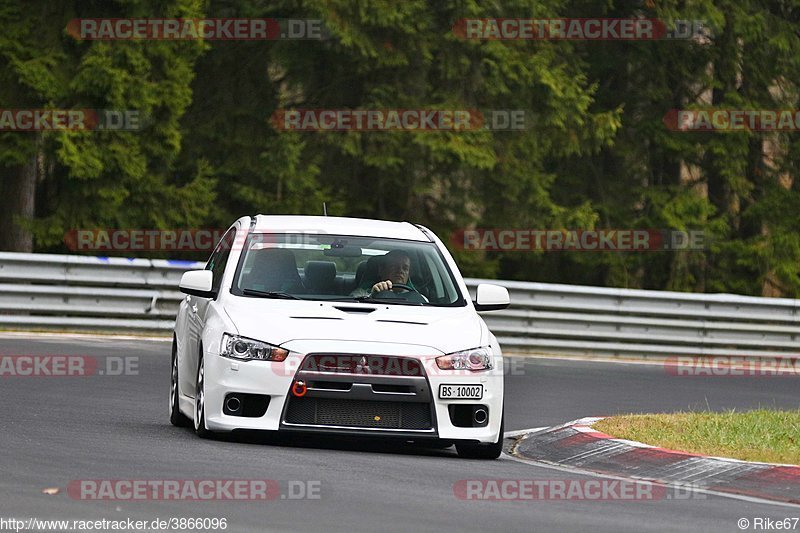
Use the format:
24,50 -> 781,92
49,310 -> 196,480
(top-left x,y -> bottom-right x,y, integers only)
469,280 -> 800,358
0,252 -> 798,358
0,253 -> 190,333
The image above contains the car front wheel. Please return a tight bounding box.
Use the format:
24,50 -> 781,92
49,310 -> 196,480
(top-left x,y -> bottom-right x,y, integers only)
169,339 -> 191,427
456,415 -> 504,459
194,352 -> 212,438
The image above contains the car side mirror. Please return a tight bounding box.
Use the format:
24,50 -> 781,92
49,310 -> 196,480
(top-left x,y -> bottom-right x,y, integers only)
473,283 -> 510,311
179,270 -> 217,299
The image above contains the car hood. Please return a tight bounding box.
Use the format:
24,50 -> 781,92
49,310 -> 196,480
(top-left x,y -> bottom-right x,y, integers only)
222,298 -> 485,355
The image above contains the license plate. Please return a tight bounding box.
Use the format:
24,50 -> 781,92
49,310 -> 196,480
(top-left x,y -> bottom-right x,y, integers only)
438,384 -> 483,400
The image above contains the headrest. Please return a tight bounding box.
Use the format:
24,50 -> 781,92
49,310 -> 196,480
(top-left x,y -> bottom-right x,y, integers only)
246,248 -> 302,291
304,261 -> 336,289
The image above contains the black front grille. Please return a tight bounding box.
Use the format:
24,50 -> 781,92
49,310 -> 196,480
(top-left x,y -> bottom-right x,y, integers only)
284,397 -> 433,430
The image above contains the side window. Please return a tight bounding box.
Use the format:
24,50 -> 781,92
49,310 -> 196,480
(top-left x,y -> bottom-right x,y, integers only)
206,228 -> 236,293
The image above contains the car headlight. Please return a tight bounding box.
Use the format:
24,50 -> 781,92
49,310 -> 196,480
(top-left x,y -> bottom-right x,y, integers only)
220,334 -> 289,362
436,347 -> 493,371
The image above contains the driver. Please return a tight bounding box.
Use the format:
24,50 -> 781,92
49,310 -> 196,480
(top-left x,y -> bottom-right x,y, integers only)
351,250 -> 422,298
370,250 -> 411,293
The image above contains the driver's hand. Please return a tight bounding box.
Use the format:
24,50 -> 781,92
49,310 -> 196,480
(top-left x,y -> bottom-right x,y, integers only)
371,280 -> 393,293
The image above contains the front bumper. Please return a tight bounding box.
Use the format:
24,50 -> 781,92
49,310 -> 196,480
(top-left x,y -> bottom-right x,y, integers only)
202,349 -> 503,443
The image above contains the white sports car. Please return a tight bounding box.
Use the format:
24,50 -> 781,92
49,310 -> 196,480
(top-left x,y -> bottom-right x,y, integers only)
171,215 -> 510,458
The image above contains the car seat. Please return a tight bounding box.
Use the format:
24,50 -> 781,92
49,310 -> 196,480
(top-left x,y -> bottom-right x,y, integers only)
243,248 -> 304,293
304,261 -> 337,294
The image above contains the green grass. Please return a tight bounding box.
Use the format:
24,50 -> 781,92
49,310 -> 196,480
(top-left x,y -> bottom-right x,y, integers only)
593,409 -> 800,465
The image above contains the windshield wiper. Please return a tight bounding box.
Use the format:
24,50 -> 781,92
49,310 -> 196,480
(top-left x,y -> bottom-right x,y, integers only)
349,296 -> 422,305
242,289 -> 302,300
326,294 -> 424,305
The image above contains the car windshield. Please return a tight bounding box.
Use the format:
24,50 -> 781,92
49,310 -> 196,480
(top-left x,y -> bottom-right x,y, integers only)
231,233 -> 465,306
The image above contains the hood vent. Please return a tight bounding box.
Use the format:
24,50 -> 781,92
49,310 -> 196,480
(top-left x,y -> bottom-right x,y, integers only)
333,306 -> 377,314
290,316 -> 342,320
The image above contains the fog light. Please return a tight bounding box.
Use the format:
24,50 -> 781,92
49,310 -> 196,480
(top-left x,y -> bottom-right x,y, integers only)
225,396 -> 241,413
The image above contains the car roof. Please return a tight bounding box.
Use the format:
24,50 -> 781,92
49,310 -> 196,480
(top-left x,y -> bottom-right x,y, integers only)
251,215 -> 431,242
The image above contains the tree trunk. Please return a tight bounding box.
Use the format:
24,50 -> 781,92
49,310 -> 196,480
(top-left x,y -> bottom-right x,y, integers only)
0,150 -> 37,252
706,12 -> 738,223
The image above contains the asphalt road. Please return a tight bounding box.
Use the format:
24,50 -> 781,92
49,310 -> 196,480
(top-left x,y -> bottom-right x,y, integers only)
1,335 -> 798,533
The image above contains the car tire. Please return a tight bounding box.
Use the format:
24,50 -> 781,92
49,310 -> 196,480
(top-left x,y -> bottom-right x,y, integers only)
455,415 -> 504,459
169,339 -> 191,427
193,351 -> 212,438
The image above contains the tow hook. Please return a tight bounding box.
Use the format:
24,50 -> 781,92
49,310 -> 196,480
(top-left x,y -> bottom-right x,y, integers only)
291,380 -> 307,397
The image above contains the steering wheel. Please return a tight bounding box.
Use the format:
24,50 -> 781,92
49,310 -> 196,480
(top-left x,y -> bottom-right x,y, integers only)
373,283 -> 428,303
389,283 -> 419,292
380,283 -> 418,294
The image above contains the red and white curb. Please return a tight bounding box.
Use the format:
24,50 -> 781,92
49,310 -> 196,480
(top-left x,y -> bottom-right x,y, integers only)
503,417 -> 800,507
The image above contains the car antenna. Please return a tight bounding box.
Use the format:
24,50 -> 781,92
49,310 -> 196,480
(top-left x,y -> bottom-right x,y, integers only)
323,202 -> 328,216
